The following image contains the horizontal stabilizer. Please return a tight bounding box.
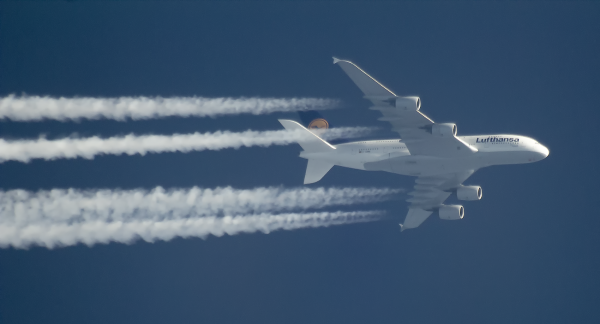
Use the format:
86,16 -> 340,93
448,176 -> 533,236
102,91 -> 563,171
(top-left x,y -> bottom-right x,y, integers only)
304,159 -> 334,184
278,119 -> 335,153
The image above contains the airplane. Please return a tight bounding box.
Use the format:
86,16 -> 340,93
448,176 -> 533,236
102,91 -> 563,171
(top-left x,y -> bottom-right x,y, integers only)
278,57 -> 550,231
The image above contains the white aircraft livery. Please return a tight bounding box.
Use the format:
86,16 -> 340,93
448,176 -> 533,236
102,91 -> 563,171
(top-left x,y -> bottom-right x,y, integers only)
279,57 -> 549,231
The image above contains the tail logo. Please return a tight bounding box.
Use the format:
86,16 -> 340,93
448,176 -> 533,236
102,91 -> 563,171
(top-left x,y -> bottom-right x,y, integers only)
308,118 -> 329,130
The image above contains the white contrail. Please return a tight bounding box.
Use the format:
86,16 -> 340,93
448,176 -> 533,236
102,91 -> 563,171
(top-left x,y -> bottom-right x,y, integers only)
0,186 -> 400,224
0,95 -> 339,121
0,127 -> 370,163
0,211 -> 383,249
0,186 -> 396,248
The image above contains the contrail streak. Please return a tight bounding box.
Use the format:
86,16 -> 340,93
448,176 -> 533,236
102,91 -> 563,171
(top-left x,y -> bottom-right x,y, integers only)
0,95 -> 339,121
0,128 -> 371,163
0,211 -> 383,249
0,186 -> 395,248
0,186 -> 400,223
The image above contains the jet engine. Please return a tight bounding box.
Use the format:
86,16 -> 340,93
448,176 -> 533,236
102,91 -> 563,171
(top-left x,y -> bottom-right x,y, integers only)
439,205 -> 464,220
457,186 -> 482,201
432,123 -> 457,137
395,96 -> 421,111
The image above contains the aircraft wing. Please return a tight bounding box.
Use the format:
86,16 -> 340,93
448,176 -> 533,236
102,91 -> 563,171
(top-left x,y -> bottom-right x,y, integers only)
334,57 -> 477,158
401,170 -> 476,230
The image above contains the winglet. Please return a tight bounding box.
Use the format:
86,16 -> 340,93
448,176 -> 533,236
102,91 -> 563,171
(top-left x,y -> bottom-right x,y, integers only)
399,223 -> 405,232
332,57 -> 341,64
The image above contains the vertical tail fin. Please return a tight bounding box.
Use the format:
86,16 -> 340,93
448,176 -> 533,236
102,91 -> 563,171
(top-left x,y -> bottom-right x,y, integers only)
298,110 -> 331,137
297,110 -> 348,145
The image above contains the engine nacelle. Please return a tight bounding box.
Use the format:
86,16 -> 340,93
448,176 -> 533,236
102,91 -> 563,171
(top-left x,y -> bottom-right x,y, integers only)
432,123 -> 457,137
457,186 -> 482,201
395,96 -> 421,111
439,205 -> 464,220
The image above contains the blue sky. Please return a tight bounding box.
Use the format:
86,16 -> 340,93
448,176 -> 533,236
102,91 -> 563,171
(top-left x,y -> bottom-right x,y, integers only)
0,1 -> 599,323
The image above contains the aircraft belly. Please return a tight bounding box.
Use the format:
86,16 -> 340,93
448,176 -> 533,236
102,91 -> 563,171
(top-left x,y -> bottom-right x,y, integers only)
479,151 -> 539,165
364,155 -> 481,176
306,148 -> 514,175
336,161 -> 367,170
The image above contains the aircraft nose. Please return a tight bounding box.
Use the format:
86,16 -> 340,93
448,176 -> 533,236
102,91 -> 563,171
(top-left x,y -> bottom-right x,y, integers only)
537,145 -> 549,160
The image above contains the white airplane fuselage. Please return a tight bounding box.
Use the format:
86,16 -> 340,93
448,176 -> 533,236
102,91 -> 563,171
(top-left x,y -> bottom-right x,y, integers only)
300,135 -> 550,177
286,57 -> 551,230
